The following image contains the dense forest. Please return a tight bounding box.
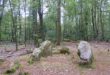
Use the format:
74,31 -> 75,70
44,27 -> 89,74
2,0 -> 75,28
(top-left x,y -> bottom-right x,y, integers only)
0,0 -> 110,48
0,0 -> 110,75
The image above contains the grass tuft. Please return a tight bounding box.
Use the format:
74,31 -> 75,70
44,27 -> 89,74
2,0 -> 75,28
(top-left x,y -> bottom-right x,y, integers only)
78,54 -> 95,69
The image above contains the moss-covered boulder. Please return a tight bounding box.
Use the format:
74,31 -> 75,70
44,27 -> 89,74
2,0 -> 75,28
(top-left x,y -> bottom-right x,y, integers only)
4,60 -> 20,74
53,47 -> 70,54
64,38 -> 71,42
77,41 -> 94,64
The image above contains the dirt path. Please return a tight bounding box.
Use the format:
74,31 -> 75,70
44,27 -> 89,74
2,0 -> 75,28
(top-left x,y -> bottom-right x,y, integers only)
0,41 -> 110,75
0,44 -> 35,58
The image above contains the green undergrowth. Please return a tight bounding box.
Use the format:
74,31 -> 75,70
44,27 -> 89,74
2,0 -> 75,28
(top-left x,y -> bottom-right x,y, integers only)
0,61 -> 3,66
78,62 -> 95,70
78,54 -> 95,69
19,71 -> 29,75
64,38 -> 71,42
77,49 -> 80,56
53,47 -> 70,55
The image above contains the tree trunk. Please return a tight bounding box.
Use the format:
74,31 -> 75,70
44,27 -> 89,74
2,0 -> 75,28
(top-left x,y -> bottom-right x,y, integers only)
100,0 -> 104,40
38,0 -> 45,41
92,0 -> 98,39
24,0 -> 27,46
0,0 -> 5,41
18,0 -> 22,43
9,0 -> 18,51
57,0 -> 61,45
32,0 -> 38,47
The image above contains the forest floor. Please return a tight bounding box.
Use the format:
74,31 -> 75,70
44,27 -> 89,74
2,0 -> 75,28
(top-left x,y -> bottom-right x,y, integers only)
0,41 -> 110,75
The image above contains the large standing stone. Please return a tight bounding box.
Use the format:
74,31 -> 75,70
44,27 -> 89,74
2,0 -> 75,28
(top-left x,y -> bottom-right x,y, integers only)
78,41 -> 93,64
40,40 -> 53,57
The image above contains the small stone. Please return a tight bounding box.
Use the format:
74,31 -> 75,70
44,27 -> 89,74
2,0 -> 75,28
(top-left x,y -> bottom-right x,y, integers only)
0,56 -> 5,62
65,69 -> 69,72
88,68 -> 92,71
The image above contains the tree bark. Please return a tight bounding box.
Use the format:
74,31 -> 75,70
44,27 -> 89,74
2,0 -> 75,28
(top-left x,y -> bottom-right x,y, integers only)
9,0 -> 18,51
0,0 -> 5,41
57,0 -> 61,45
24,0 -> 27,46
32,0 -> 38,47
18,0 -> 22,43
100,0 -> 104,40
38,0 -> 45,41
92,0 -> 98,39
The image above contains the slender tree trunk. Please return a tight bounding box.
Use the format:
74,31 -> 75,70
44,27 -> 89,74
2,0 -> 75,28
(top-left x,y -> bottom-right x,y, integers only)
92,0 -> 98,39
32,0 -> 38,47
74,0 -> 78,40
24,0 -> 27,46
94,0 -> 98,38
9,0 -> 18,51
57,0 -> 61,45
109,12 -> 110,28
28,9 -> 31,43
33,10 -> 38,47
0,0 -> 5,41
92,6 -> 96,39
80,0 -> 84,40
38,0 -> 45,41
85,10 -> 88,40
18,0 -> 22,43
100,0 -> 104,40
